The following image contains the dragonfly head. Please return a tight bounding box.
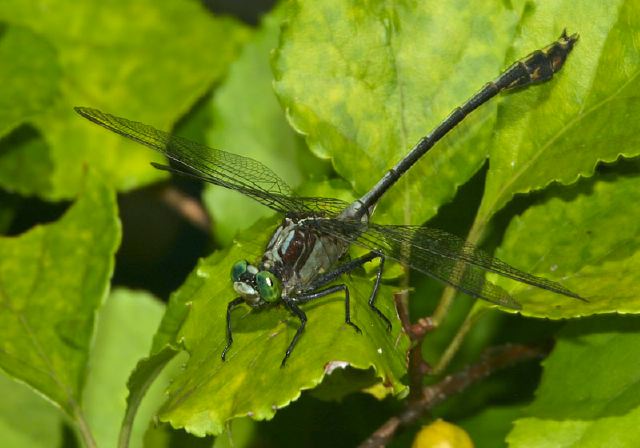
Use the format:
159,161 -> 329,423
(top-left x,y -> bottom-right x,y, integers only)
231,260 -> 282,306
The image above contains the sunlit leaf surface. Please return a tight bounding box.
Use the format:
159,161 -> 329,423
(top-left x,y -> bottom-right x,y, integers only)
0,173 -> 119,415
477,0 -> 640,223
273,0 -> 527,225
157,218 -> 409,436
492,171 -> 640,318
0,0 -> 249,199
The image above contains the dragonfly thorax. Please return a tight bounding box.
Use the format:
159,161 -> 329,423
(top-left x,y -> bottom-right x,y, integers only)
261,217 -> 350,295
230,260 -> 282,306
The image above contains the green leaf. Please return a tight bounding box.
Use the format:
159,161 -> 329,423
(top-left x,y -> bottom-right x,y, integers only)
201,5 -> 308,246
508,316 -> 640,448
459,405 -> 522,448
124,347 -> 181,448
492,170 -> 640,318
0,125 -> 53,196
156,218 -> 409,436
0,373 -> 64,448
0,24 -> 60,138
0,193 -> 15,234
0,0 -> 249,199
477,0 -> 640,224
82,288 -> 168,448
0,172 -> 119,418
273,0 -> 527,225
150,254 -> 231,355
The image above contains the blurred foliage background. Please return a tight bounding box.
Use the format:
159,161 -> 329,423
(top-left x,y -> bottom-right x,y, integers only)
1,0 -> 640,447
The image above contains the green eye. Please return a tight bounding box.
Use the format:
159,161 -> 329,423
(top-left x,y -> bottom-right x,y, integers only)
231,260 -> 248,282
255,271 -> 282,303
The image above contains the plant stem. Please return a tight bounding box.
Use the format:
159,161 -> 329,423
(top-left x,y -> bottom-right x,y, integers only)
432,304 -> 486,375
430,285 -> 457,327
160,185 -> 211,232
75,408 -> 97,448
358,343 -> 548,448
430,213 -> 487,326
118,347 -> 177,448
394,290 -> 436,401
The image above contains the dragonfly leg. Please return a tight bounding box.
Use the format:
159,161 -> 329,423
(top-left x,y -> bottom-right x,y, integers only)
221,297 -> 245,361
367,255 -> 392,332
281,298 -> 307,367
302,251 -> 391,331
297,284 -> 362,335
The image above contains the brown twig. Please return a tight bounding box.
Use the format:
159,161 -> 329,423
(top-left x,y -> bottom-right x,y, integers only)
159,186 -> 211,233
394,291 -> 436,401
395,290 -> 437,402
393,289 -> 412,333
358,343 -> 549,448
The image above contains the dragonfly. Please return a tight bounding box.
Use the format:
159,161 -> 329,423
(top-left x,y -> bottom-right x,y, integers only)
76,30 -> 585,367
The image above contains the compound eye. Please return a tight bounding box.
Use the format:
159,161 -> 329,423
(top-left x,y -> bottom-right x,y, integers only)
255,271 -> 282,303
230,260 -> 249,282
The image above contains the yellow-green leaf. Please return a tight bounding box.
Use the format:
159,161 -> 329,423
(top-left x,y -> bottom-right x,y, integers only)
200,5 -> 308,246
273,0 -> 527,226
0,25 -> 59,138
492,171 -> 640,318
0,173 -> 119,416
477,0 -> 640,224
157,218 -> 409,436
0,0 -> 249,199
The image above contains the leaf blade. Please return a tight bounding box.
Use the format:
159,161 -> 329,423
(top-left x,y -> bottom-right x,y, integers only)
0,172 -> 120,416
477,0 -> 640,222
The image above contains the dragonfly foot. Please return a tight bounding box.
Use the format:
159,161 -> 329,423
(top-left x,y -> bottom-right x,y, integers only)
370,305 -> 392,332
221,344 -> 232,362
347,321 -> 362,334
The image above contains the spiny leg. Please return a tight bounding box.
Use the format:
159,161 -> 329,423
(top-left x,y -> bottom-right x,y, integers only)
302,251 -> 391,331
281,299 -> 307,367
297,284 -> 362,334
366,254 -> 392,331
221,297 -> 245,361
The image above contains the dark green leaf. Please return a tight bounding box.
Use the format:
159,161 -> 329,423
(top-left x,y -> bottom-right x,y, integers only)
0,193 -> 15,234
459,405 -> 522,448
508,316 -> 640,447
0,125 -> 53,196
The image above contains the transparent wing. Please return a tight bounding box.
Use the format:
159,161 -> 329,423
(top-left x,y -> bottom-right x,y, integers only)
75,107 -> 347,216
312,219 -> 586,309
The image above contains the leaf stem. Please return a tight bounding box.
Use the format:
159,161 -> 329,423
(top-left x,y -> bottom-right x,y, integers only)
75,407 -> 98,448
430,285 -> 457,328
431,216 -> 487,326
118,347 -> 177,448
432,304 -> 486,375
